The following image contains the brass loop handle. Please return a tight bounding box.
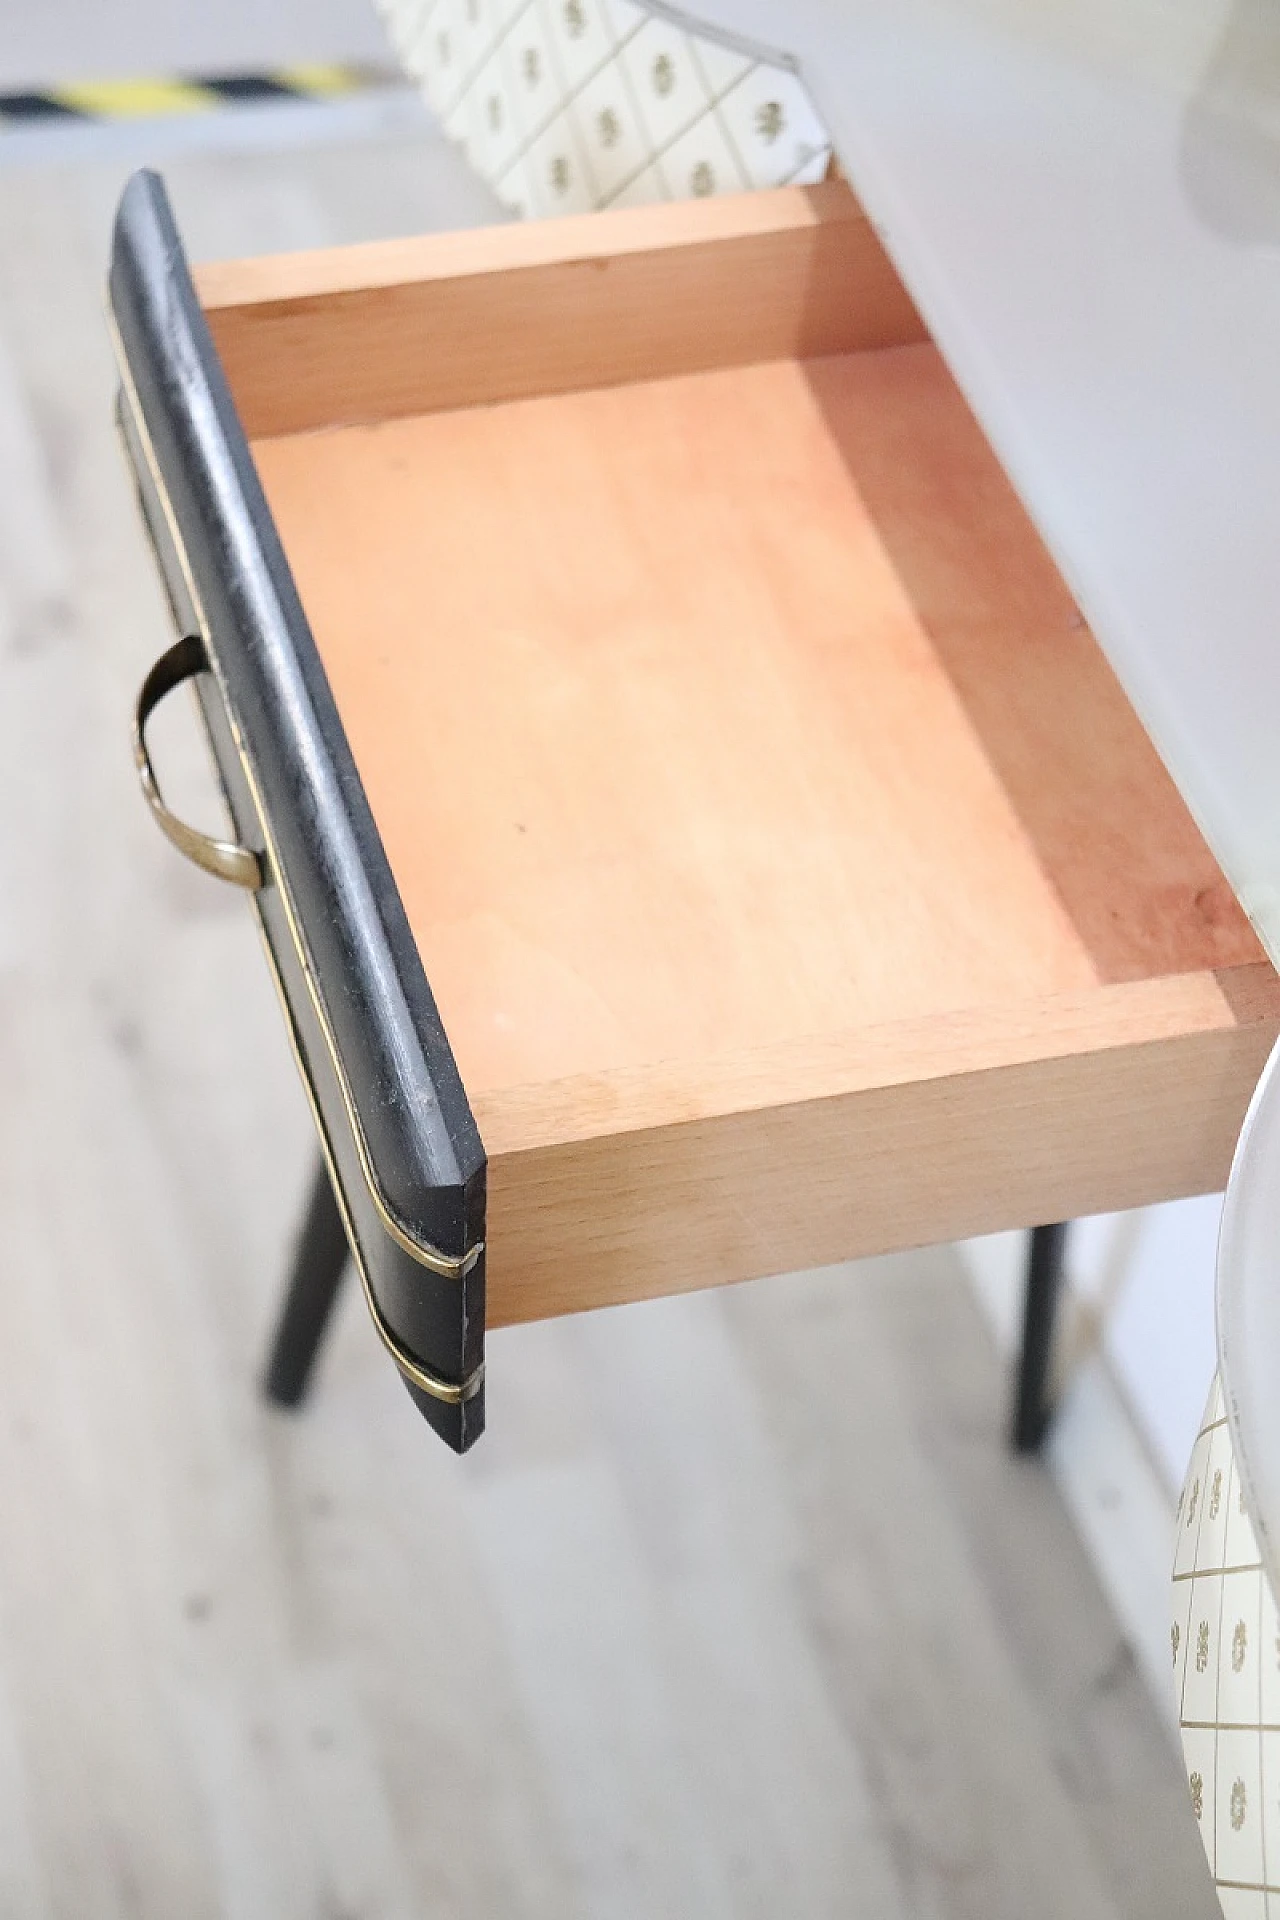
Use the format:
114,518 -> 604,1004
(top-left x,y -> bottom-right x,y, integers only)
133,633 -> 264,890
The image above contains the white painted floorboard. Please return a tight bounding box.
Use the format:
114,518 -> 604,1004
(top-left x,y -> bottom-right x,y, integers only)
0,118 -> 1218,1917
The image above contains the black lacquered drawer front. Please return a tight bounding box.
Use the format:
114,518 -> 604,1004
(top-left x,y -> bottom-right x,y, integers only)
111,170 -> 486,1453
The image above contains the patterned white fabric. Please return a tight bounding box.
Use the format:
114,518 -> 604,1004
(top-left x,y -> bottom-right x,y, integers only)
1175,1376 -> 1280,1916
377,0 -> 833,216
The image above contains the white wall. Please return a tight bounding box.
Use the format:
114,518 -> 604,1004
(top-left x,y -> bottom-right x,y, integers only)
1069,1197 -> 1221,1489
961,1193 -> 1223,1728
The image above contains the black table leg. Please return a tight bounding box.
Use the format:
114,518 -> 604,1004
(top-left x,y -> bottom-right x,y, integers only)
1010,1221 -> 1070,1454
263,1156 -> 351,1408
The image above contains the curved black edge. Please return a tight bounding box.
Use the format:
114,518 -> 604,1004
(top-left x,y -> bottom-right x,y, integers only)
110,170 -> 486,1450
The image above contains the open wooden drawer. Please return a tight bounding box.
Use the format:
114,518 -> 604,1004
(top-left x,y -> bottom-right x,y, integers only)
110,170 -> 1280,1452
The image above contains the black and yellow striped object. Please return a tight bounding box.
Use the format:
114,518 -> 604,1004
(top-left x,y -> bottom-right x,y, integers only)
0,66 -> 397,126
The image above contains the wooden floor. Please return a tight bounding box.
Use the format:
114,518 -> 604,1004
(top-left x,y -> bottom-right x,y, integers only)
0,123 -> 1217,1918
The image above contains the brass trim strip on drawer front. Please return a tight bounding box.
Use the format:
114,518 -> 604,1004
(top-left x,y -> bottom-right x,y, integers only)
131,596 -> 481,1398
109,303 -> 483,1290
255,913 -> 484,1405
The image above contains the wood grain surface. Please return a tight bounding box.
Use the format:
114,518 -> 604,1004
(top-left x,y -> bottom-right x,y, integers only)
238,188 -> 1274,1321
197,181 -> 926,435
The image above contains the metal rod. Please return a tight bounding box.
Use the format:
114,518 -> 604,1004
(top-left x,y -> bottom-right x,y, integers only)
263,1156 -> 351,1408
1010,1221 -> 1070,1454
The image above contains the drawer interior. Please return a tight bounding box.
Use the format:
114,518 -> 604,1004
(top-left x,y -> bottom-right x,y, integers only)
195,182 -> 1276,1323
